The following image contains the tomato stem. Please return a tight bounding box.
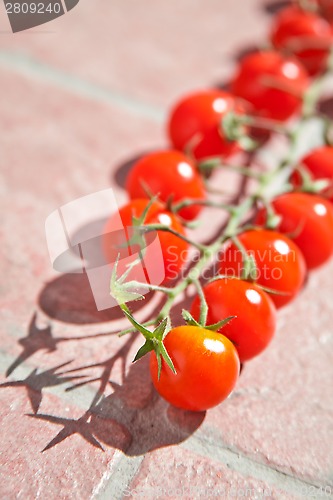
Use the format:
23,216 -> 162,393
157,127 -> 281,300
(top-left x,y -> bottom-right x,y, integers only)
171,197 -> 235,213
198,159 -> 263,179
113,57 -> 333,366
192,279 -> 208,327
143,223 -> 207,252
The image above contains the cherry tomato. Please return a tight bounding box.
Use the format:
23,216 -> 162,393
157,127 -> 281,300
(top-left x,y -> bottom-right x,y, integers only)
231,50 -> 309,121
270,6 -> 333,75
150,325 -> 240,411
291,146 -> 333,202
190,279 -> 277,362
103,199 -> 188,283
126,150 -> 206,221
167,90 -> 246,160
218,230 -> 307,308
255,192 -> 333,269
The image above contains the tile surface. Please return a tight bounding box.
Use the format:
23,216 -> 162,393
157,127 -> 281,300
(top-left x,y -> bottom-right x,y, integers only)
0,0 -> 332,498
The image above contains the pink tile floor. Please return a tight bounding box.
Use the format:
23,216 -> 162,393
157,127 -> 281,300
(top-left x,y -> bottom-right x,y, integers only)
0,0 -> 332,498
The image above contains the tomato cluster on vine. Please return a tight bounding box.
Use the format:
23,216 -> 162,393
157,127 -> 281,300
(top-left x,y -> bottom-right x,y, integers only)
104,0 -> 333,412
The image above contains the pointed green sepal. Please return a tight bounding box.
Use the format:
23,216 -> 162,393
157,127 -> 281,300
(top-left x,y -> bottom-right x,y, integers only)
153,341 -> 177,380
208,274 -> 236,284
138,179 -> 157,202
159,342 -> 176,376
122,309 -> 153,339
205,315 -> 236,332
131,195 -> 160,227
110,256 -> 145,304
257,284 -> 291,297
182,309 -> 201,327
133,339 -> 155,362
155,350 -> 162,380
153,317 -> 171,341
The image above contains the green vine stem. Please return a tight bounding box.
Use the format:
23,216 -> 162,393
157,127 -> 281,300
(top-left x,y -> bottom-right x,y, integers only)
110,61 -> 333,370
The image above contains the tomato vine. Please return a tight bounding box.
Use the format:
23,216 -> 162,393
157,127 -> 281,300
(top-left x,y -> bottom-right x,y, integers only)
104,1 -> 333,411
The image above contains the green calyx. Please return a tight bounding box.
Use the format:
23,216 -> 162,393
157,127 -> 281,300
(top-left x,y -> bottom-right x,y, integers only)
182,309 -> 235,332
122,310 -> 176,379
110,256 -> 146,304
221,112 -> 258,151
296,165 -> 331,195
110,255 -> 176,379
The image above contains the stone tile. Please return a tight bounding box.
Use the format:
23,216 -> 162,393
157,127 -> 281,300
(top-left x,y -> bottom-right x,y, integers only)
0,67 -> 164,371
0,0 -> 269,108
0,387 -> 129,499
125,446 -> 297,500
1,0 -> 332,497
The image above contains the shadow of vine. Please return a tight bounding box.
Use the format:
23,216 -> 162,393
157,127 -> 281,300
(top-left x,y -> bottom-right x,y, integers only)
2,123 -> 254,455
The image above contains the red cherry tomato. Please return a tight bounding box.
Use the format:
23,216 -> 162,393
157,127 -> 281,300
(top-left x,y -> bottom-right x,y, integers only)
255,192 -> 333,269
190,279 -> 277,362
126,150 -> 206,221
231,50 -> 309,121
291,146 -> 333,202
103,199 -> 188,283
150,325 -> 240,411
219,230 -> 307,308
167,90 -> 246,160
270,6 -> 333,75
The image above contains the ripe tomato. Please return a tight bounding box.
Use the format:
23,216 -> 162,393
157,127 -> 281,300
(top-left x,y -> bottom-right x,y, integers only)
270,6 -> 333,75
167,90 -> 246,160
231,50 -> 309,121
291,146 -> 333,203
103,199 -> 188,283
255,193 -> 333,269
126,150 -> 206,221
190,279 -> 277,362
218,230 -> 307,308
150,325 -> 240,411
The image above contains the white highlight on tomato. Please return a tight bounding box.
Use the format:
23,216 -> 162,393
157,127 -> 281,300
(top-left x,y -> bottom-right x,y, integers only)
177,161 -> 193,179
245,288 -> 261,305
213,98 -> 228,113
282,62 -> 299,79
274,239 -> 290,255
203,338 -> 226,354
158,213 -> 172,225
314,203 -> 327,216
